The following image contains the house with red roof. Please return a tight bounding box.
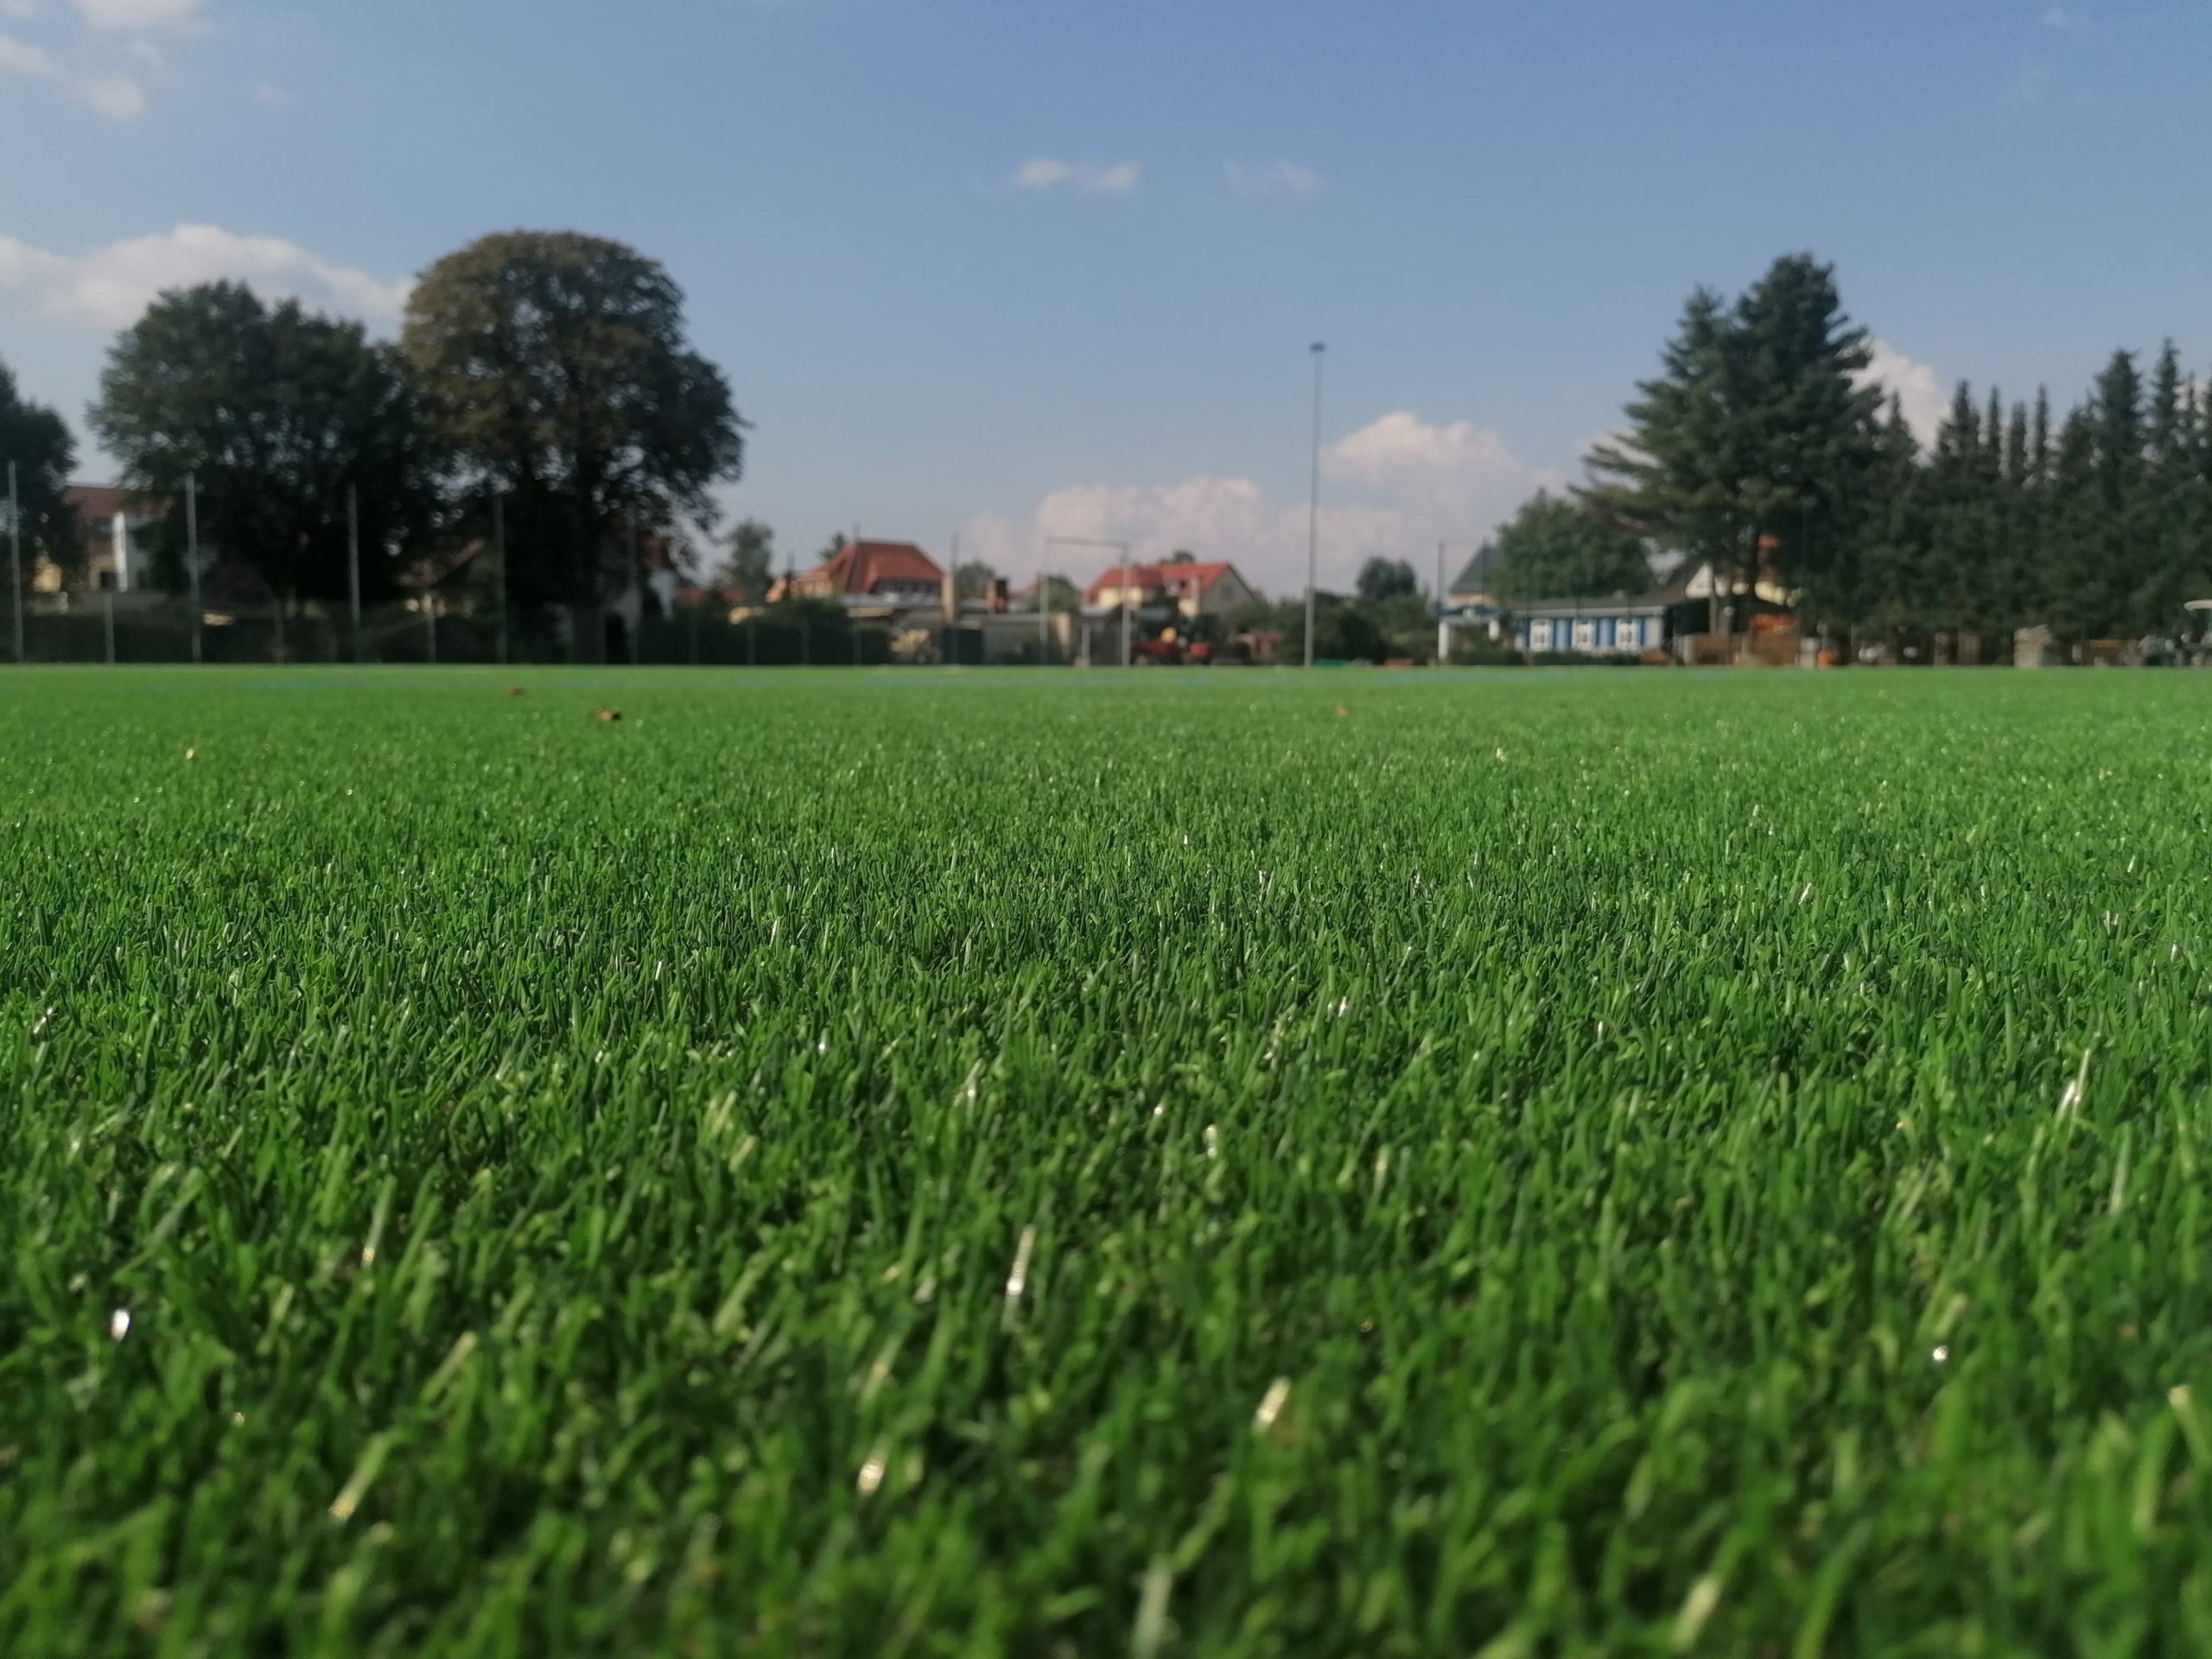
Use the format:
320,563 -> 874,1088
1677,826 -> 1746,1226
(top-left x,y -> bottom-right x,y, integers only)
1083,557 -> 1259,620
64,483 -> 168,593
770,539 -> 946,609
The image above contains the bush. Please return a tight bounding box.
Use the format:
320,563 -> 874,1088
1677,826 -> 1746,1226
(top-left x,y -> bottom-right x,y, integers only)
1528,650 -> 1646,668
1450,642 -> 1527,667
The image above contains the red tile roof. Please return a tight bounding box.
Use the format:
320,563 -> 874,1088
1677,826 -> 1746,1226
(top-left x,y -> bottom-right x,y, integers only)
64,483 -> 165,524
1084,560 -> 1240,603
785,539 -> 945,597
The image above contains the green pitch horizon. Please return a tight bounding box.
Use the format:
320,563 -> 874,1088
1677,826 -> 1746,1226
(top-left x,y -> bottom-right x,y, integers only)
8,665 -> 2212,1656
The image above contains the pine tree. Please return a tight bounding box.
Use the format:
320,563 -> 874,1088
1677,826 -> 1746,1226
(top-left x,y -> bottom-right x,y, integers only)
2087,351 -> 2147,632
2141,343 -> 2196,629
1923,383 -> 1983,637
1847,397 -> 1927,647
1586,254 -> 1879,630
2042,408 -> 2101,639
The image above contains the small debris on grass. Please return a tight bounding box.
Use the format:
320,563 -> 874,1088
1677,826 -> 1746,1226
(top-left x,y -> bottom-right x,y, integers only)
507,687 -> 527,697
1333,705 -> 1349,719
593,709 -> 623,722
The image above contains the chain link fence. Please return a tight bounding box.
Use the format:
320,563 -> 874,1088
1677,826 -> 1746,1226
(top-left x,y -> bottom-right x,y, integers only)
12,592 -> 1089,667
10,596 -> 934,668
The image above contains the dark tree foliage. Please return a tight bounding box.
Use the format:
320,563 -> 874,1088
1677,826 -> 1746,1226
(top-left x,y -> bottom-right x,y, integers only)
89,283 -> 439,603
0,357 -> 76,588
1354,557 -> 1419,604
1486,491 -> 1652,602
1586,254 -> 1881,628
713,518 -> 776,600
403,232 -> 745,610
1592,256 -> 2212,647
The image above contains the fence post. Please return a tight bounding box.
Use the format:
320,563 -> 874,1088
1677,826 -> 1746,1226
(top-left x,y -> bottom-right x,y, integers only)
346,485 -> 363,664
7,461 -> 21,664
186,471 -> 201,665
493,491 -> 509,667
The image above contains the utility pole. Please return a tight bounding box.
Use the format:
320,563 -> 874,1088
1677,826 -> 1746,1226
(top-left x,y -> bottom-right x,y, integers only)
1437,540 -> 1448,665
1039,563 -> 1050,664
346,486 -> 363,664
186,471 -> 201,665
7,461 -> 21,664
493,491 -> 509,667
629,515 -> 644,666
1046,536 -> 1131,669
1306,341 -> 1325,669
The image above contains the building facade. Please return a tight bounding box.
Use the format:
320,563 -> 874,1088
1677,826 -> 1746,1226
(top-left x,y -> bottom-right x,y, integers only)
1084,559 -> 1259,620
64,485 -> 165,592
1509,600 -> 1669,654
772,539 -> 947,607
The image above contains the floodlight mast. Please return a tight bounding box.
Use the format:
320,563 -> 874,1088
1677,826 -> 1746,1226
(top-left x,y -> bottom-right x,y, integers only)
1046,535 -> 1135,666
1306,342 -> 1325,669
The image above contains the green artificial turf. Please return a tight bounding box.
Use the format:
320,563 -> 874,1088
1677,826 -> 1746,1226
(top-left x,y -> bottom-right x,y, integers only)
6,665 -> 2212,1656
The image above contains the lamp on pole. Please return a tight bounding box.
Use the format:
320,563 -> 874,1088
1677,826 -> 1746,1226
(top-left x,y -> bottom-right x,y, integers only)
1305,341 -> 1325,670
1037,558 -> 1051,664
7,461 -> 22,664
493,491 -> 509,668
1046,535 -> 1133,667
186,470 -> 201,666
346,485 -> 363,663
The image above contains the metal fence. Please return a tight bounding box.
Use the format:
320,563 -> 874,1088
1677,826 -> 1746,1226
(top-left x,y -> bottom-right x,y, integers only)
9,594 -> 1083,669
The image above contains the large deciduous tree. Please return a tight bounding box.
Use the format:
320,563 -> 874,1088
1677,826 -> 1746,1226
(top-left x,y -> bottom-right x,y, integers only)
88,283 -> 438,602
401,232 -> 746,611
1485,491 -> 1651,602
0,357 -> 76,588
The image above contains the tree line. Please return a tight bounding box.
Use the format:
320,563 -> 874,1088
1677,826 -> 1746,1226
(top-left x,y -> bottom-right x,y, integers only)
1480,252 -> 2212,648
10,239 -> 2210,651
2,231 -> 747,614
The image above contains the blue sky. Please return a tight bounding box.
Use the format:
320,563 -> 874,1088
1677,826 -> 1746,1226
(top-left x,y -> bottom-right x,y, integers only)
3,0 -> 2208,594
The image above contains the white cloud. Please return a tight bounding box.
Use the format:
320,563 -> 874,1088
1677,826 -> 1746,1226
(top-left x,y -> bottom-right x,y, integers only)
0,28 -> 141,117
0,224 -> 414,330
74,67 -> 140,114
1857,339 -> 1948,447
71,0 -> 200,31
966,413 -> 1559,597
1011,158 -> 1140,195
121,35 -> 162,67
1325,410 -> 1560,518
2041,4 -> 2082,28
1224,160 -> 1323,200
0,27 -> 54,73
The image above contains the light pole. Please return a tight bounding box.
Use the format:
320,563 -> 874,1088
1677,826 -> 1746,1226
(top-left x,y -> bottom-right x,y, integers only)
1037,562 -> 1051,664
186,470 -> 201,666
1306,341 -> 1325,669
493,491 -> 509,667
346,485 -> 363,664
7,461 -> 21,664
1046,535 -> 1133,666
